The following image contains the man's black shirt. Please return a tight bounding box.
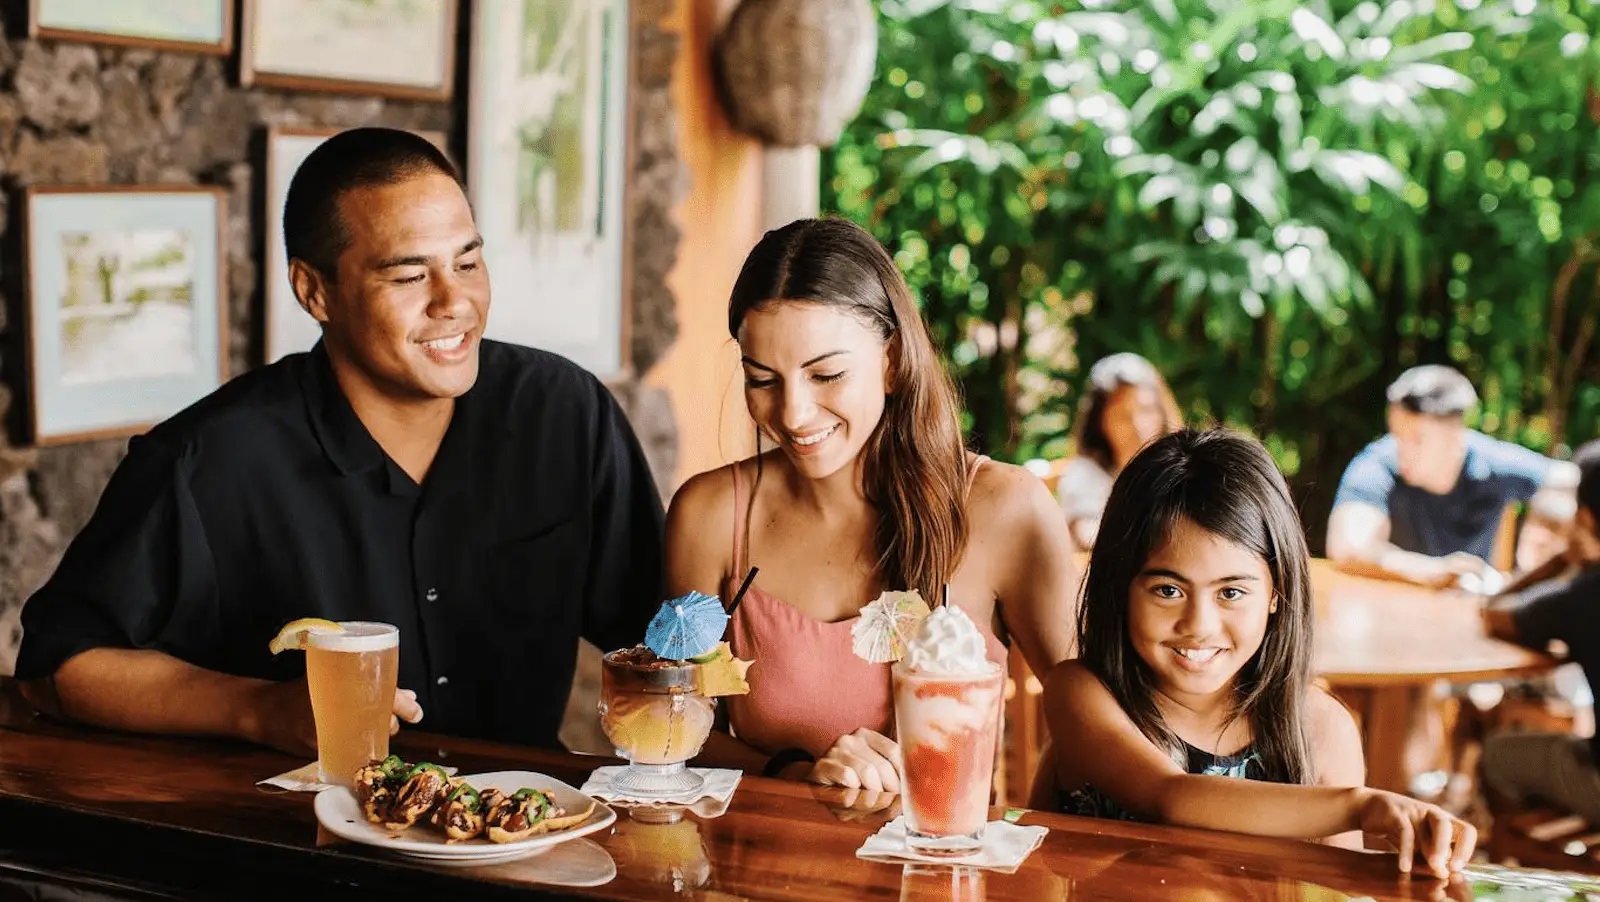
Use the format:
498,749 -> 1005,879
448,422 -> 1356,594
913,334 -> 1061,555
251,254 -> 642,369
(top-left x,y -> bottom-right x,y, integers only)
15,339 -> 665,749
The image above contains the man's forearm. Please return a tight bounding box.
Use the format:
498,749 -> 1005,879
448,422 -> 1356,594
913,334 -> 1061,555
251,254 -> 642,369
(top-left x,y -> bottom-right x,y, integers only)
1331,541 -> 1448,586
46,647 -> 272,744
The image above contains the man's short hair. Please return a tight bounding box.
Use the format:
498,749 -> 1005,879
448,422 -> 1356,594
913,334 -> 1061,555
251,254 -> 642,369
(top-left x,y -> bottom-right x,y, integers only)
1385,365 -> 1478,418
1572,439 -> 1600,519
283,127 -> 459,279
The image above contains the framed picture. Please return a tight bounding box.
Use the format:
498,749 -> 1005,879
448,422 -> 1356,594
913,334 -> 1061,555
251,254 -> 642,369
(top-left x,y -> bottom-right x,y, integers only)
262,126 -> 451,364
468,0 -> 631,378
24,187 -> 228,446
240,0 -> 458,101
28,0 -> 232,54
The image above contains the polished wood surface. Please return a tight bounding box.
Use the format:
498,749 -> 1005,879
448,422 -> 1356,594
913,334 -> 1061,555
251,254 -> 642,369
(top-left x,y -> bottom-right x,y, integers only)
0,680 -> 1500,901
1311,559 -> 1556,685
1309,559 -> 1558,794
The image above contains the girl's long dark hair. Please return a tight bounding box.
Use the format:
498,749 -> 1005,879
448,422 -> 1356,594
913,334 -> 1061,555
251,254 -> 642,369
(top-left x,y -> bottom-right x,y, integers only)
1077,428 -> 1315,784
727,218 -> 969,601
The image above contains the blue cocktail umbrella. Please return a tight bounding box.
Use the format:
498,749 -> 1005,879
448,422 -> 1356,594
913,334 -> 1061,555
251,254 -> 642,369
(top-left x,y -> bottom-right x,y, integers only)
644,590 -> 730,661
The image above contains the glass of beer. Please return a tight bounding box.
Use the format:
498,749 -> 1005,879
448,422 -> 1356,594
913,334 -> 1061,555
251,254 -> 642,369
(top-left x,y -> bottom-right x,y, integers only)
306,621 -> 399,787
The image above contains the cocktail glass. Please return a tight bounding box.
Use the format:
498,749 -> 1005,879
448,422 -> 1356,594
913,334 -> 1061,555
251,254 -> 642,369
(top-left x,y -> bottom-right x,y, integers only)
599,646 -> 716,797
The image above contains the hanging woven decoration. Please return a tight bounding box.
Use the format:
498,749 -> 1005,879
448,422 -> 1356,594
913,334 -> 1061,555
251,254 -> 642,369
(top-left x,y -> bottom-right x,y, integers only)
714,0 -> 878,148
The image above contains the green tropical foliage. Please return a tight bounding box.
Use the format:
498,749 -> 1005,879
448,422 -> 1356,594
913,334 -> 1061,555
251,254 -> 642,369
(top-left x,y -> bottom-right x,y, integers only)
824,0 -> 1600,548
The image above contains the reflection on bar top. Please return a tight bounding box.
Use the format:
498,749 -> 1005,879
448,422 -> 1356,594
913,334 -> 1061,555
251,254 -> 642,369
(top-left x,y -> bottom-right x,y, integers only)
1462,863 -> 1600,899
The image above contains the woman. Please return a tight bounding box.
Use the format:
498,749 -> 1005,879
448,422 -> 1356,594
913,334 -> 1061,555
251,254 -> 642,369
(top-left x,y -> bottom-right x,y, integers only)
1058,353 -> 1182,551
668,218 -> 1079,790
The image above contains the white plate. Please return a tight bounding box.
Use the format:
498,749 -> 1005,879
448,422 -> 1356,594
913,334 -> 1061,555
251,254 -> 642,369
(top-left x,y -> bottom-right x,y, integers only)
314,770 -> 616,862
396,846 -> 550,866
412,838 -> 619,884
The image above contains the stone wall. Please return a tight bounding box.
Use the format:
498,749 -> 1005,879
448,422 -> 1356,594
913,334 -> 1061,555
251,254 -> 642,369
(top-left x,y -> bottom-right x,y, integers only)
0,1 -> 685,701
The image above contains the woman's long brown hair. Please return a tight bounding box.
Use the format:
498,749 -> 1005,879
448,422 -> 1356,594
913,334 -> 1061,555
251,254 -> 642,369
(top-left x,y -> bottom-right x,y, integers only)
727,218 -> 970,601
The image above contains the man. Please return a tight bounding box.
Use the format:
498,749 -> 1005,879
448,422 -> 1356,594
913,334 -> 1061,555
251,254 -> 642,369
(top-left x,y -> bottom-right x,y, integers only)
1481,439 -> 1600,823
13,128 -> 664,756
1327,364 -> 1578,588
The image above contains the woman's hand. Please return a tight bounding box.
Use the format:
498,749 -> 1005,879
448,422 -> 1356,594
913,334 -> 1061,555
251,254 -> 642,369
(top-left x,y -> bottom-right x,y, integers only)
1354,788 -> 1477,878
806,728 -> 903,793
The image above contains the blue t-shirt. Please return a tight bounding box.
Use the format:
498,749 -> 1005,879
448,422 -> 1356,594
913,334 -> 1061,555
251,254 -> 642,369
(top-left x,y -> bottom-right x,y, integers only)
1332,431 -> 1551,560
1511,569 -> 1600,759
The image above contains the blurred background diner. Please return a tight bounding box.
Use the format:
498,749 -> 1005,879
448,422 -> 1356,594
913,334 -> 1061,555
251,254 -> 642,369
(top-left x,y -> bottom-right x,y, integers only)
1,0 -> 1600,878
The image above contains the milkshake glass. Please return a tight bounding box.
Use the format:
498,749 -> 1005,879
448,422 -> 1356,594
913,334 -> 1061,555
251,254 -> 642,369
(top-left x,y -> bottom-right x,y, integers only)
892,605 -> 1003,858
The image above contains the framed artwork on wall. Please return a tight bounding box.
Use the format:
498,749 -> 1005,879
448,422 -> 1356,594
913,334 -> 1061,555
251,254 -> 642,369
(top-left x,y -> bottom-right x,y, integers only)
28,0 -> 232,54
262,126 -> 451,364
468,0 -> 631,379
24,186 -> 228,446
240,0 -> 458,101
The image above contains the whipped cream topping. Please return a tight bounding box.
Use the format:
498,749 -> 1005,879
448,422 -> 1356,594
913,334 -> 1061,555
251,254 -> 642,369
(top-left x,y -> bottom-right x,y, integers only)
903,604 -> 991,675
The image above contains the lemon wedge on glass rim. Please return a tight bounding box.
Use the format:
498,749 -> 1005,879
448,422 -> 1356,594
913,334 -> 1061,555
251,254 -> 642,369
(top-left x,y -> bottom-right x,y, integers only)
268,618 -> 343,654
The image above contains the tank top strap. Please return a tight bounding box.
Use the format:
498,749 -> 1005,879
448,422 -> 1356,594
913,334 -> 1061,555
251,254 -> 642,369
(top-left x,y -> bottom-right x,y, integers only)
731,462 -> 747,578
965,454 -> 991,497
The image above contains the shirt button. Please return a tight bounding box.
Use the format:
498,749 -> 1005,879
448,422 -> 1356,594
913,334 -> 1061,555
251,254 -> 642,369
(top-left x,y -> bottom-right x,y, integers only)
436,676 -> 449,687
425,588 -> 439,602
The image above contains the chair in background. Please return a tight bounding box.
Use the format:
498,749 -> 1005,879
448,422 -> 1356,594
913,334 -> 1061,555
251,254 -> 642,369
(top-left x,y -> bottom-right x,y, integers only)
998,458 -> 1072,805
1003,652 -> 1048,806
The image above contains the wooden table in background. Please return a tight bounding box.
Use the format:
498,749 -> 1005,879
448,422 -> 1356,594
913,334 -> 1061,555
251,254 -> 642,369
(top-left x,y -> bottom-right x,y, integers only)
0,680 -> 1492,901
1311,560 -> 1558,795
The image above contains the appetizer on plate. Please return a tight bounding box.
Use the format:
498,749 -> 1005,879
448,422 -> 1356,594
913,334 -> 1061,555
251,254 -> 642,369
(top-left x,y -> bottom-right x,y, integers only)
353,756 -> 596,844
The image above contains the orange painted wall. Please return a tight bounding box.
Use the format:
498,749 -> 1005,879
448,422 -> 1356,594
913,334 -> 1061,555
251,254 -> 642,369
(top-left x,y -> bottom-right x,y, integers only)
646,0 -> 764,491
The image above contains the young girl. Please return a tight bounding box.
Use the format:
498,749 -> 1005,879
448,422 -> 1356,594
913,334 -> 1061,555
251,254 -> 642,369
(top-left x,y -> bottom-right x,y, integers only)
1039,428 -> 1475,878
669,217 -> 1079,790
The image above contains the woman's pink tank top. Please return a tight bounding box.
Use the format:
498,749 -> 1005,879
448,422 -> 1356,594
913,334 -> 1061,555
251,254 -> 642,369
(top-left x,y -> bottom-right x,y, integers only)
723,458 -> 1009,758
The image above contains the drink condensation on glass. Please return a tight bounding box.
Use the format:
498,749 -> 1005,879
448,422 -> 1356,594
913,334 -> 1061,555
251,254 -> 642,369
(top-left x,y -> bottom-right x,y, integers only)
891,660 -> 1005,858
306,621 -> 400,787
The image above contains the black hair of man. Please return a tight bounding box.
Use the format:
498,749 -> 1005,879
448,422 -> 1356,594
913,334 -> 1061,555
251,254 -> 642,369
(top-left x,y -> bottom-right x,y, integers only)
1571,439 -> 1600,520
282,127 -> 460,280
1385,364 -> 1479,418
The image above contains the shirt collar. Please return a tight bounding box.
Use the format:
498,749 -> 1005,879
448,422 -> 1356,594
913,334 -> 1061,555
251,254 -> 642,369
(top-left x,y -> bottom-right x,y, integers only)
301,340 -> 498,484
302,340 -> 387,476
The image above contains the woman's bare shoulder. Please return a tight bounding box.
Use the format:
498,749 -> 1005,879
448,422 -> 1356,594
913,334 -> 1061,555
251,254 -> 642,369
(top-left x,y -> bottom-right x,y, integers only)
672,462 -> 734,511
967,458 -> 1061,528
667,458 -> 757,543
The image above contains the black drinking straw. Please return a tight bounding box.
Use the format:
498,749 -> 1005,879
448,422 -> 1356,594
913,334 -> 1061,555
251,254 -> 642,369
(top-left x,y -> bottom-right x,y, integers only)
942,583 -> 950,608
726,566 -> 759,618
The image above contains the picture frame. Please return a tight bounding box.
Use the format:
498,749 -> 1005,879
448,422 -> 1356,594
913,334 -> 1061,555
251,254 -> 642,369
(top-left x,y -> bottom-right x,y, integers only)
28,0 -> 233,55
240,0 -> 458,101
467,0 -> 632,379
262,126 -> 451,364
24,186 -> 228,446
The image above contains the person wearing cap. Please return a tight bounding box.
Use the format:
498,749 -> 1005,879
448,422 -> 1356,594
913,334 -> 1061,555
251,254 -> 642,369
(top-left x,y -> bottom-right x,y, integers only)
1327,365 -> 1579,589
1480,439 -> 1600,822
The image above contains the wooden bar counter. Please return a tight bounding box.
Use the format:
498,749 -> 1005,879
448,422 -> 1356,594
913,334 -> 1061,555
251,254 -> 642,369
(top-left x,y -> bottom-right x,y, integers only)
0,681 -> 1524,901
